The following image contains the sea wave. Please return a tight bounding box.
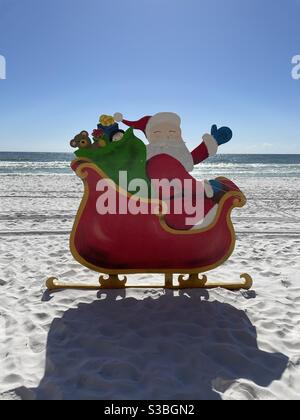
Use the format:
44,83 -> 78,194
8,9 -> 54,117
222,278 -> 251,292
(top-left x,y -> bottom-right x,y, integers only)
194,162 -> 300,177
0,154 -> 300,177
0,161 -> 70,168
0,160 -> 72,175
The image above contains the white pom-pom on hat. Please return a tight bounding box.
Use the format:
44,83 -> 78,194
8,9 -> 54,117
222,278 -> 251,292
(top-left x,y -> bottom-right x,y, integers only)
113,113 -> 123,123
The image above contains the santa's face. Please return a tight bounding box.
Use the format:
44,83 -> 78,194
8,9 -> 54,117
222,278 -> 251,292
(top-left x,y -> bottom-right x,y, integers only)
147,122 -> 183,144
146,122 -> 194,172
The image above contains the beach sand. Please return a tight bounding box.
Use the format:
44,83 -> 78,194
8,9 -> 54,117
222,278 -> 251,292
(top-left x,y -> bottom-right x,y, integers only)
0,173 -> 299,400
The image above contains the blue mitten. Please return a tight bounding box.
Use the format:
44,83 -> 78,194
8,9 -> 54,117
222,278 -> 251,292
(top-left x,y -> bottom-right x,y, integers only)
211,125 -> 233,146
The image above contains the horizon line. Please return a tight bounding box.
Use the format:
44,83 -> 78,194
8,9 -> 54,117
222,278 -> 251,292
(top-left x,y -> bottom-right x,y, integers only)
1,151 -> 300,156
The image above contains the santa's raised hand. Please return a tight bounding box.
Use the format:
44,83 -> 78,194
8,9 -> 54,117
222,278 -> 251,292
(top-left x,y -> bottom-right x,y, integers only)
191,124 -> 233,165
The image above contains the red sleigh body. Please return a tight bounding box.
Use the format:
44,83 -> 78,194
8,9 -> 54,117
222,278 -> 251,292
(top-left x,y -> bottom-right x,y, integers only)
70,160 -> 247,275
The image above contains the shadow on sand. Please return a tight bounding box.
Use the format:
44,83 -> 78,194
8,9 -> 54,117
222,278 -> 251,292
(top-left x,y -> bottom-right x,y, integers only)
18,289 -> 288,400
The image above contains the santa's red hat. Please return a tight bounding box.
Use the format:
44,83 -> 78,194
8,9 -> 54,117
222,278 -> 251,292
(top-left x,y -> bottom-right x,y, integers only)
114,112 -> 181,137
113,113 -> 151,135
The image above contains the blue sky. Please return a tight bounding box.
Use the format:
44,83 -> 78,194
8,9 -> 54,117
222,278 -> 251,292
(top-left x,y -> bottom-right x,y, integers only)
0,0 -> 299,153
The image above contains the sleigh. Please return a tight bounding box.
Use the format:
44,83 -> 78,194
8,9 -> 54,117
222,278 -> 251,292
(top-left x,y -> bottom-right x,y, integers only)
47,160 -> 252,290
47,159 -> 253,291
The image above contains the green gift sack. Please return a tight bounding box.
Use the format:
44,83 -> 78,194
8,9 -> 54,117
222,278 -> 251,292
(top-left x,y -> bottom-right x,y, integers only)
75,128 -> 150,194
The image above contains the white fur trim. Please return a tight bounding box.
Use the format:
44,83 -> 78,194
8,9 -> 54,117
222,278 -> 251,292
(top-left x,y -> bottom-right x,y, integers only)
113,112 -> 123,123
203,134 -> 218,157
146,112 -> 181,136
204,179 -> 214,198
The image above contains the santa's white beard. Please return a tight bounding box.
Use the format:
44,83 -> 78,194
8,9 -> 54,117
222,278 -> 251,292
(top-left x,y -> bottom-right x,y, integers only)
147,140 -> 194,172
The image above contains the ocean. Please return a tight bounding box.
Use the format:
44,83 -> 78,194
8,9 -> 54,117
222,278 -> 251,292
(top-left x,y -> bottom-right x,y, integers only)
1,152 -> 300,177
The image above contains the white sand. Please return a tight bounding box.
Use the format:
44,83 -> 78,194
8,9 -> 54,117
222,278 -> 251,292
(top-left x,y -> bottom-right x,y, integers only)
0,174 -> 300,400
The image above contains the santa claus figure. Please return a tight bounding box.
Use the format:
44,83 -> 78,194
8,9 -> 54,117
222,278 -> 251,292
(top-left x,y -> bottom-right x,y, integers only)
113,112 -> 234,230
